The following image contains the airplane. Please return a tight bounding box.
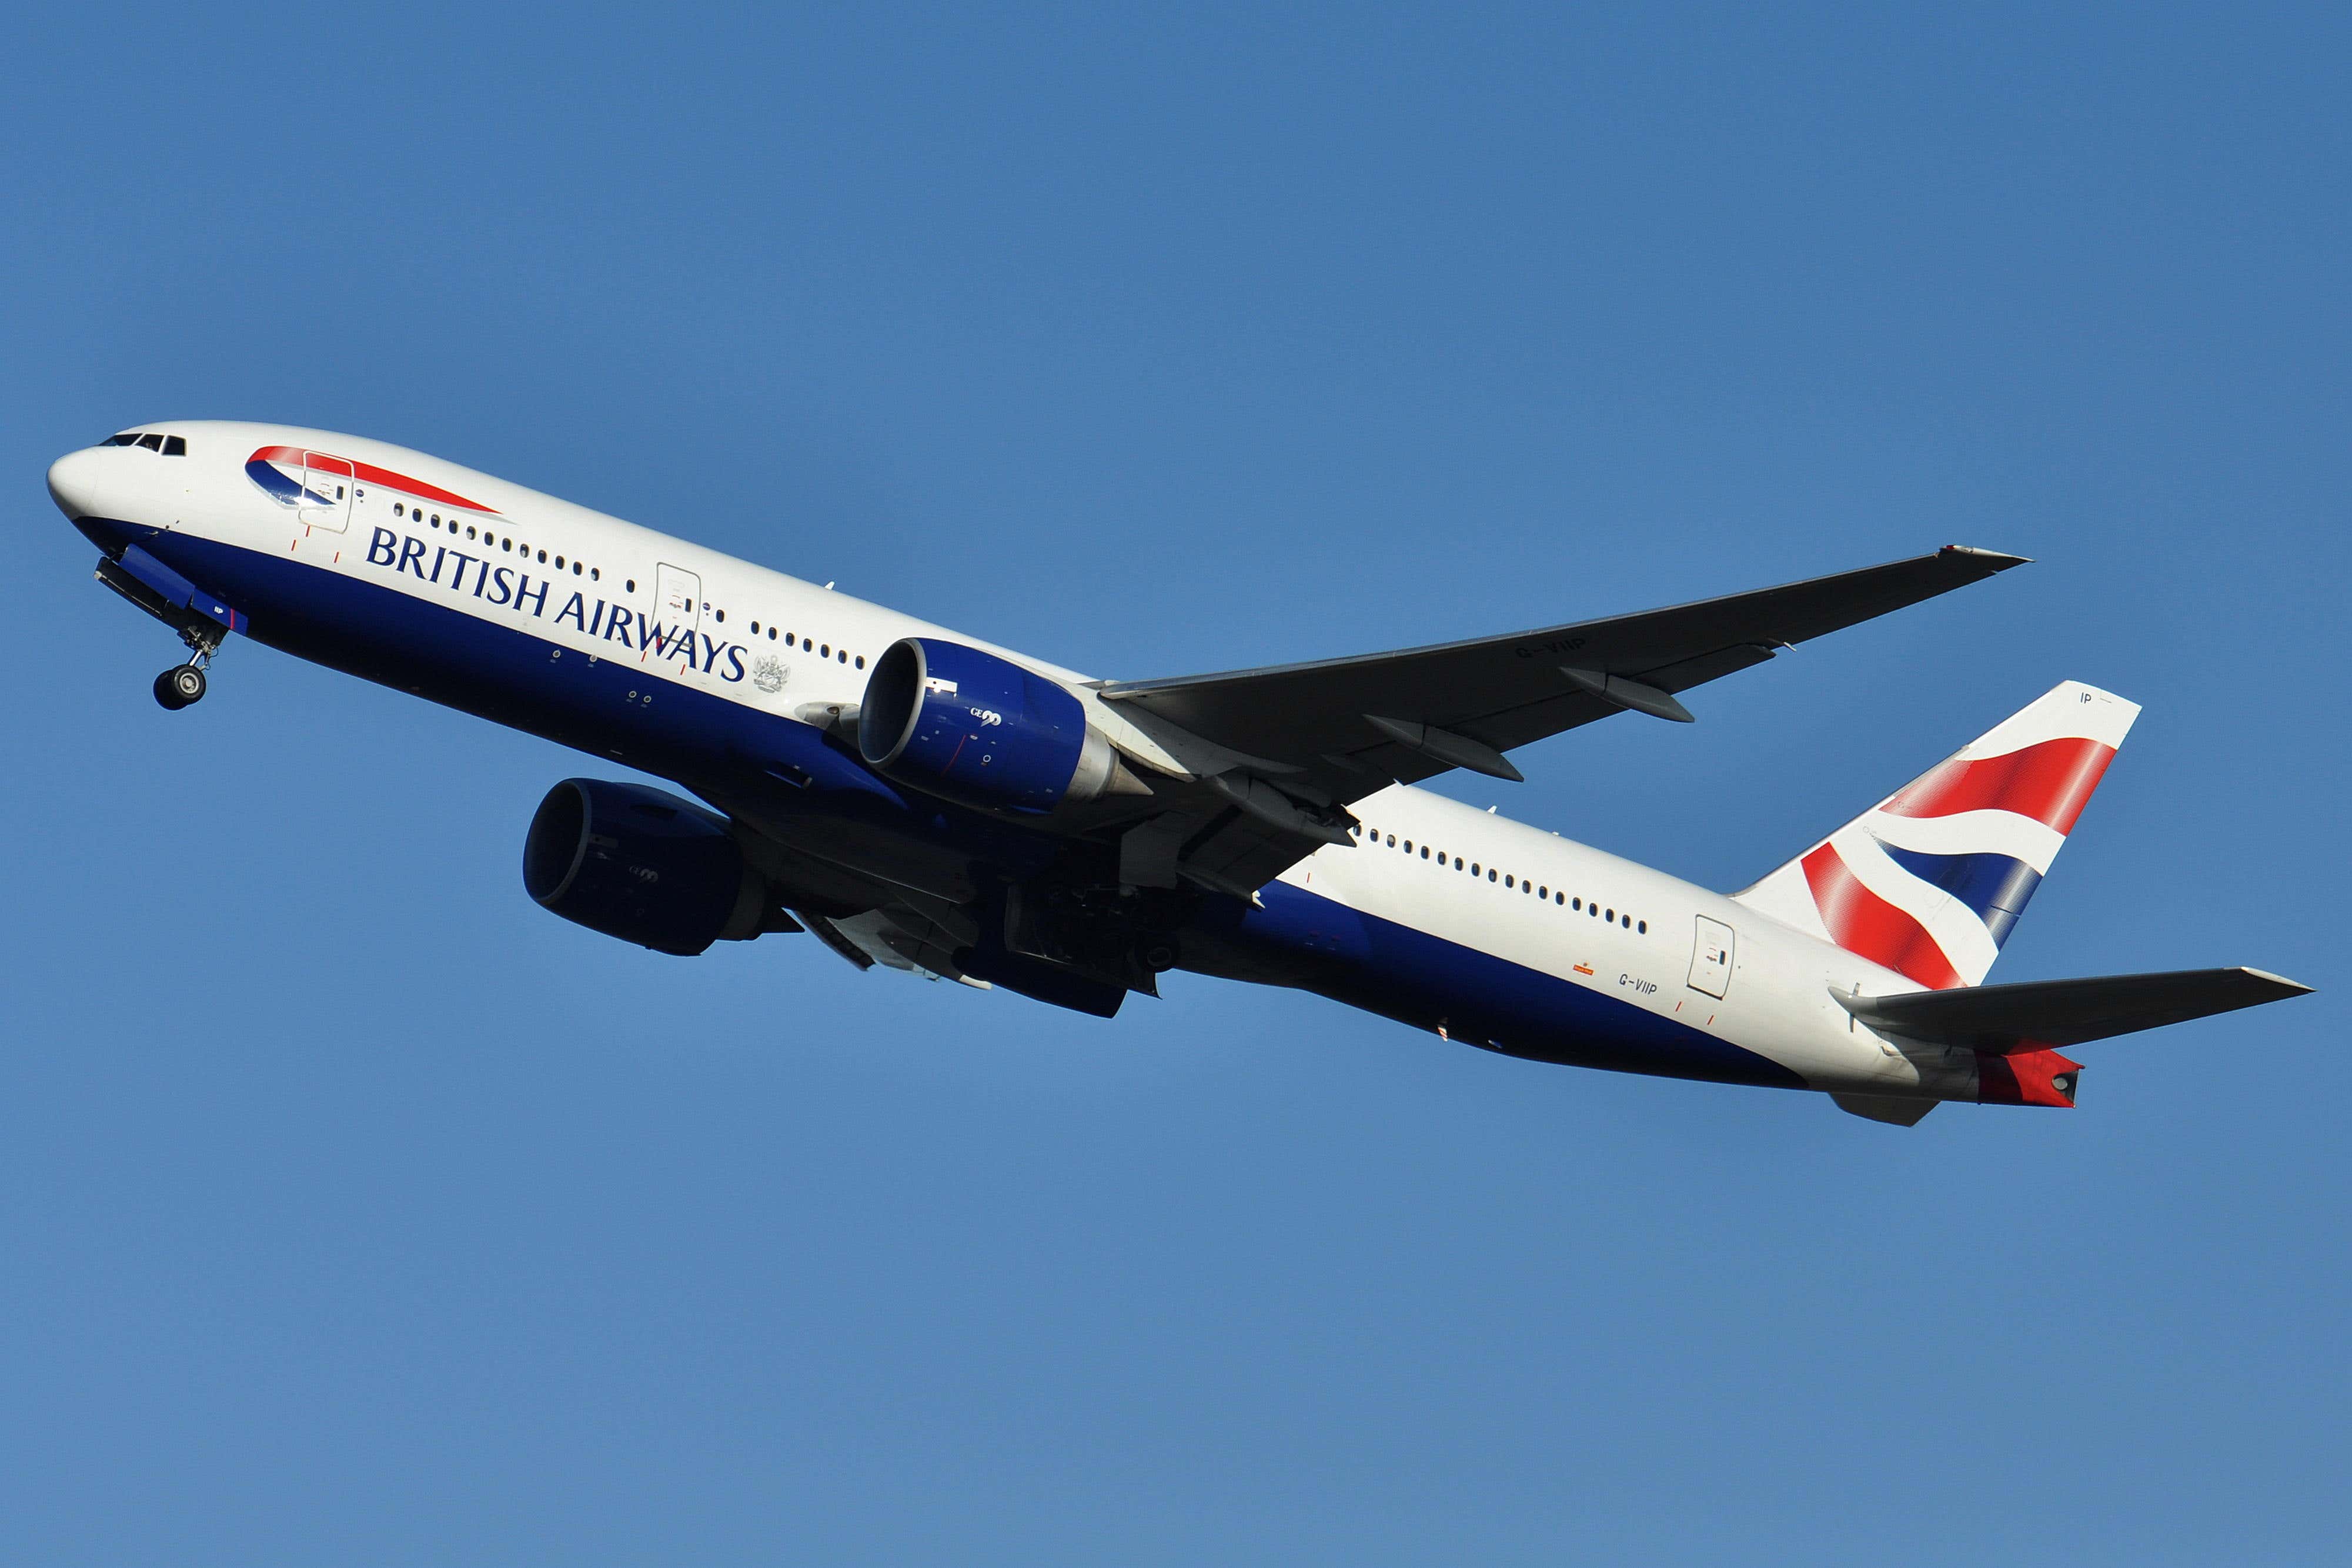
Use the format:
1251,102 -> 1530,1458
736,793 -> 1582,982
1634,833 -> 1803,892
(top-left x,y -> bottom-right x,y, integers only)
46,421 -> 2310,1125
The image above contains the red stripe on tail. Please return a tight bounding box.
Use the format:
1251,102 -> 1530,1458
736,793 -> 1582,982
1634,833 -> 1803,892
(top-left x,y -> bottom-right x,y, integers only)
1800,844 -> 1965,991
1879,736 -> 2116,834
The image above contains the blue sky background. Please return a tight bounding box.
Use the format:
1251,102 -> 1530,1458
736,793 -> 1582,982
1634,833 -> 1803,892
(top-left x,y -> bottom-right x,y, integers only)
4,4 -> 2345,1562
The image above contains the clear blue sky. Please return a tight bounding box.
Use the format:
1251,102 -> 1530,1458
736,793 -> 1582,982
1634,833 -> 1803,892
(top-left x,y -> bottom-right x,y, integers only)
4,4 -> 2344,1562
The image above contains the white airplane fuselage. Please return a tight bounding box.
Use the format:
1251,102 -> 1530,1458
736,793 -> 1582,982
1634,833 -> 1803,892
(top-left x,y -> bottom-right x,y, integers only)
45,421 -> 2065,1113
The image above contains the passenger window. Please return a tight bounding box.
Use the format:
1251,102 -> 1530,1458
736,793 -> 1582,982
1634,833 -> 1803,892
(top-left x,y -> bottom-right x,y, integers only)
1638,921 -> 1647,934
162,435 -> 187,456
1487,869 -> 1497,882
395,504 -> 405,517
137,433 -> 163,451
539,550 -> 549,564
855,655 -> 865,669
1420,846 -> 1429,860
768,627 -> 777,640
1385,835 -> 1395,847
715,609 -> 724,623
591,569 -> 600,581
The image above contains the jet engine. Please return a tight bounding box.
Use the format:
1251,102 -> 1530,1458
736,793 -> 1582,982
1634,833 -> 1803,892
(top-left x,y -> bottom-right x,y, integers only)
522,778 -> 782,955
858,638 -> 1144,814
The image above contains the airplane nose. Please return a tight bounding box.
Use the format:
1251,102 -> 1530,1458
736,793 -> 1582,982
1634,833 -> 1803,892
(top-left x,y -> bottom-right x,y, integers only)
47,447 -> 103,520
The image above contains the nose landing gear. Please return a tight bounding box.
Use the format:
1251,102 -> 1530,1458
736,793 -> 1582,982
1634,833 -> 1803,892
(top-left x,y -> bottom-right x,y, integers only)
91,550 -> 238,713
153,663 -> 208,710
152,632 -> 220,711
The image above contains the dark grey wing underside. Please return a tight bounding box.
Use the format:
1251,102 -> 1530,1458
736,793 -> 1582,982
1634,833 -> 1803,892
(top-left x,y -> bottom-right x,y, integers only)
1098,546 -> 2028,809
1084,546 -> 2030,897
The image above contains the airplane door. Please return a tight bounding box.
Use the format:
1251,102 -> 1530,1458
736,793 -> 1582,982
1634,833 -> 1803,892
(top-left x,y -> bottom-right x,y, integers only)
300,452 -> 355,532
1688,916 -> 1735,999
656,563 -> 701,634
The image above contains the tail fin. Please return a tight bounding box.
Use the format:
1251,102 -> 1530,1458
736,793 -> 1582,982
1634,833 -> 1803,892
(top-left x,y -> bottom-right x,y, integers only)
1732,681 -> 2140,989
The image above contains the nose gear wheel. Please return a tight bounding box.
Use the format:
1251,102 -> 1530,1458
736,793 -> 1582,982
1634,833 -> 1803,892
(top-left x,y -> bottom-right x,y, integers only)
154,663 -> 207,710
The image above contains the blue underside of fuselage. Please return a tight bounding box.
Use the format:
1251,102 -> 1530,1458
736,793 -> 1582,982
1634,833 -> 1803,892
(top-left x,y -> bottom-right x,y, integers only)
88,519 -> 1803,1092
90,517 -> 1061,876
1203,880 -> 1804,1088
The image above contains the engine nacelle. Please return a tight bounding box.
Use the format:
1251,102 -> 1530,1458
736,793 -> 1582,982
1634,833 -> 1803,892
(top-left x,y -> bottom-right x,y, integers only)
522,779 -> 771,956
858,638 -> 1134,814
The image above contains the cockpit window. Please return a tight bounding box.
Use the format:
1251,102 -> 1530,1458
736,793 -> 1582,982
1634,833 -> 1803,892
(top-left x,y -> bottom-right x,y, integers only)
104,432 -> 141,446
136,433 -> 163,452
162,435 -> 187,456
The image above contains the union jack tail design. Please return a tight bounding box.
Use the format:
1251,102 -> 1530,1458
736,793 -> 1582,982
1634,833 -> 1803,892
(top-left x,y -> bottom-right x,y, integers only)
1732,681 -> 2140,989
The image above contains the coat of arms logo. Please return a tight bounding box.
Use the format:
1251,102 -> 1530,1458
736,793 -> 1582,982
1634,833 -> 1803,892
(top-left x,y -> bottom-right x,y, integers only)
753,655 -> 789,694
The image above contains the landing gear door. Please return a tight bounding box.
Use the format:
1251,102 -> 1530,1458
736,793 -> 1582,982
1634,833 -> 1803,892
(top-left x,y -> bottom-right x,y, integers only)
1689,915 -> 1735,999
300,452 -> 355,532
656,563 -> 701,635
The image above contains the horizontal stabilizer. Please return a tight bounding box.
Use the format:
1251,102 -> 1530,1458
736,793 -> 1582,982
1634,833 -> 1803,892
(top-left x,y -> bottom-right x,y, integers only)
1836,967 -> 2312,1053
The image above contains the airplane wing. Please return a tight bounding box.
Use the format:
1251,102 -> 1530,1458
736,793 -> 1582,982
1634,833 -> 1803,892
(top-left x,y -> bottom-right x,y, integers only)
1100,545 -> 2027,802
1096,547 -> 2027,894
1836,967 -> 2314,1051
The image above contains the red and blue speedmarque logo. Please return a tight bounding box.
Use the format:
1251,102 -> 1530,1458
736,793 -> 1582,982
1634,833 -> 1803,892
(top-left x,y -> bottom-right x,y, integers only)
245,445 -> 498,514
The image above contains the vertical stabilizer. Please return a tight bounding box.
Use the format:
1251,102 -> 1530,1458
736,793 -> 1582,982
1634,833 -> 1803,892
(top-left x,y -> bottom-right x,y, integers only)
1732,681 -> 2139,988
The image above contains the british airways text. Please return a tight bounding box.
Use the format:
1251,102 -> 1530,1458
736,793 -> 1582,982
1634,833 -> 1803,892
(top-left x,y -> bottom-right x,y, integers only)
365,527 -> 747,681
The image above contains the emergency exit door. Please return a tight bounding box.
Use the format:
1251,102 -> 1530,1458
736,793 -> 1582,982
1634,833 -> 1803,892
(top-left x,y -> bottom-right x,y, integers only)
1688,916 -> 1735,999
